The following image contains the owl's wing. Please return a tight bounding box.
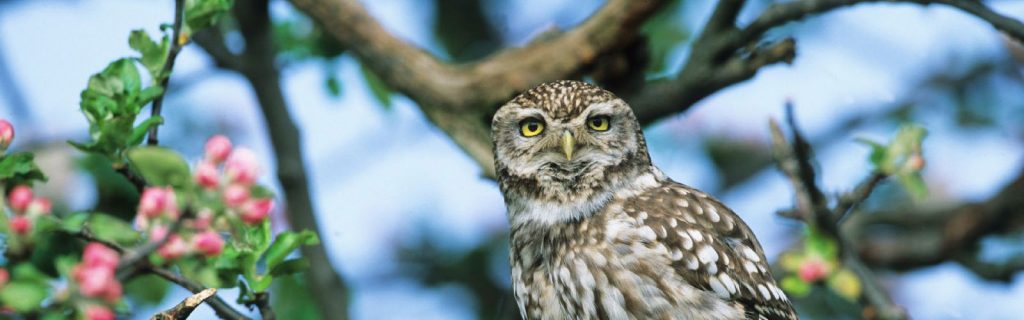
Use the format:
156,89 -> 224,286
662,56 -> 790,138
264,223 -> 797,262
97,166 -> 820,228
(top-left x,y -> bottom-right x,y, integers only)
620,180 -> 798,320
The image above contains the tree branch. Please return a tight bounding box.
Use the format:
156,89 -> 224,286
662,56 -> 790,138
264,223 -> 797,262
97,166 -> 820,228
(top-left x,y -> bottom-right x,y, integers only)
146,0 -> 187,146
146,264 -> 251,320
289,0 -> 664,177
770,105 -> 906,320
151,288 -> 217,320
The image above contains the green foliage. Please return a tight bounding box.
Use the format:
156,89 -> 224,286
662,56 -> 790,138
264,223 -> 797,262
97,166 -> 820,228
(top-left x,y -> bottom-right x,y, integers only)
0,264 -> 51,313
124,274 -> 172,306
0,152 -> 48,189
212,222 -> 319,303
126,146 -> 192,189
129,29 -> 171,81
271,274 -> 322,320
641,0 -> 689,74
71,58 -> 164,161
360,63 -> 393,109
185,0 -> 234,32
859,123 -> 928,199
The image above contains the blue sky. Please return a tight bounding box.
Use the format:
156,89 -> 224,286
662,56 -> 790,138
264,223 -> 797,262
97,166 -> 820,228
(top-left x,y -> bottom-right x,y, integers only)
2,0 -> 1024,319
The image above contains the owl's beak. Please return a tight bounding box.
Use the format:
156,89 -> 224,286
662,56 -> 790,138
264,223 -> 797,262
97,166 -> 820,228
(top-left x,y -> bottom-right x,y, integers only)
561,130 -> 575,161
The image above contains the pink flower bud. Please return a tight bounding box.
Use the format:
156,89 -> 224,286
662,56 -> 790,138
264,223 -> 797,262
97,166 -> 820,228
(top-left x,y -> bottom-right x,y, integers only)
84,305 -> 115,320
0,119 -> 13,151
7,185 -> 33,214
193,230 -> 224,257
74,265 -> 115,297
240,198 -> 273,225
907,154 -> 925,171
194,161 -> 220,189
192,208 -> 214,230
102,281 -> 122,303
9,216 -> 30,235
0,268 -> 9,288
82,242 -> 119,270
26,198 -> 51,217
157,235 -> 188,260
798,258 -> 829,282
138,187 -> 177,219
204,135 -> 232,164
224,148 -> 259,185
148,225 -> 169,243
222,184 -> 249,207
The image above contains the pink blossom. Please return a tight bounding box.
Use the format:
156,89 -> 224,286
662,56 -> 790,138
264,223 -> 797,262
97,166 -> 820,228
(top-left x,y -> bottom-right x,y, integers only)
7,185 -> 33,214
26,198 -> 51,217
798,258 -> 829,282
148,225 -> 170,243
83,305 -> 115,320
102,281 -> 122,303
157,235 -> 188,260
194,161 -> 220,189
224,148 -> 259,185
0,119 -> 13,151
204,135 -> 232,164
240,198 -> 273,225
193,208 -> 214,230
138,187 -> 177,218
222,184 -> 250,207
74,265 -> 115,297
9,216 -> 30,235
0,268 -> 8,288
193,230 -> 224,257
82,242 -> 119,270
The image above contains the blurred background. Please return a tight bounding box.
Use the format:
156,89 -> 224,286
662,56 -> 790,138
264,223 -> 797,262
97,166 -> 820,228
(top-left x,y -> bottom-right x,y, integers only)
1,0 -> 1024,319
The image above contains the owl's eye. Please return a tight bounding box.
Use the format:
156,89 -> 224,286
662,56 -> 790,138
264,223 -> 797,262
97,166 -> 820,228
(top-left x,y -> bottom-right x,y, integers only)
587,116 -> 611,131
519,118 -> 545,137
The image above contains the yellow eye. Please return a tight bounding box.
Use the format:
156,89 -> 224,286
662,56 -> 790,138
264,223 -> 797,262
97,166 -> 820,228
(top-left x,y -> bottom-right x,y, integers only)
588,116 -> 610,131
520,119 -> 544,137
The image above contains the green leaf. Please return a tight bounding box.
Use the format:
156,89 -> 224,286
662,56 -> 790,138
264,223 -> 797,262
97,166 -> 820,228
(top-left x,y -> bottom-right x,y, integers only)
129,29 -> 170,80
60,212 -> 90,233
128,116 -> 164,146
269,258 -> 310,276
125,274 -> 172,306
359,63 -> 392,109
804,227 -> 838,259
0,281 -> 49,313
87,213 -> 140,246
780,275 -> 811,297
897,172 -> 928,200
0,152 -> 48,188
263,230 -> 319,272
325,74 -> 342,98
126,146 -> 192,189
185,0 -> 234,31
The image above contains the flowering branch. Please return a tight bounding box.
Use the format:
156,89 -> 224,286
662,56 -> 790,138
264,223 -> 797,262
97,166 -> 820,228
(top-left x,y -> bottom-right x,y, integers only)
770,104 -> 909,320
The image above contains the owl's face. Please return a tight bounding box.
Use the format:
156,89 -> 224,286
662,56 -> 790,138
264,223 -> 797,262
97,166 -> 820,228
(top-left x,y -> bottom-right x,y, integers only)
492,81 -> 651,217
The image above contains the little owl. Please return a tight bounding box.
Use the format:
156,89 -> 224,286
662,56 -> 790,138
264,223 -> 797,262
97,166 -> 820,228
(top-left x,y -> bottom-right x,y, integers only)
492,80 -> 797,320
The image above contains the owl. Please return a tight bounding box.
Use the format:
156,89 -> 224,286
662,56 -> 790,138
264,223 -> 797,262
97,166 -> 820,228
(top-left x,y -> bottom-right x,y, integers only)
492,80 -> 797,320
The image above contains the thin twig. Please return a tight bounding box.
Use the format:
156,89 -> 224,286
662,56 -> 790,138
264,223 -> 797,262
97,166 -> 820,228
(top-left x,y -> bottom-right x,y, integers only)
833,172 -> 886,224
151,288 -> 217,320
146,0 -> 187,146
253,292 -> 276,320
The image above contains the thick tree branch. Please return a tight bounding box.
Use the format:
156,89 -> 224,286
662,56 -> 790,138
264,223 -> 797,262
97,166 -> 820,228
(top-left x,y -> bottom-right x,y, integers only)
290,0 -> 664,177
848,166 -> 1024,281
146,264 -> 251,320
146,0 -> 186,146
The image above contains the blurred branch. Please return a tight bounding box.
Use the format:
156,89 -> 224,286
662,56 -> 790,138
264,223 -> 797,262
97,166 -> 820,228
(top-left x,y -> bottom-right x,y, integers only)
252,292 -> 275,320
770,105 -> 907,320
151,288 -> 217,320
290,0 -> 664,177
195,0 -> 352,318
146,0 -> 186,146
849,166 -> 1024,282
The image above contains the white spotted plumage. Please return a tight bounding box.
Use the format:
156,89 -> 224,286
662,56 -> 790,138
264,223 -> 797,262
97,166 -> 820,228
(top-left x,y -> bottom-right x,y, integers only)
494,81 -> 797,319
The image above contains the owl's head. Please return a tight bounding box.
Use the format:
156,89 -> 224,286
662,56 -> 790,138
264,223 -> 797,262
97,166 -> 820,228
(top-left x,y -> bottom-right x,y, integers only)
492,81 -> 653,220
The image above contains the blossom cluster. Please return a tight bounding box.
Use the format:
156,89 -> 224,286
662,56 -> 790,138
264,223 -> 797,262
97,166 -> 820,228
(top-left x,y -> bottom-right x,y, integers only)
134,135 -> 273,261
71,243 -> 121,320
5,185 -> 51,237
